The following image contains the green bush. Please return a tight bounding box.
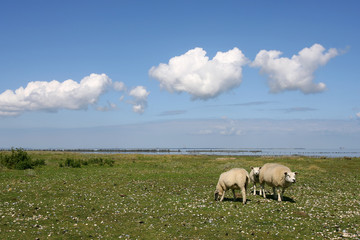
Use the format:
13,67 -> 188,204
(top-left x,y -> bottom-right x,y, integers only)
88,157 -> 104,165
0,148 -> 46,170
105,159 -> 115,167
89,157 -> 115,166
60,157 -> 115,168
64,158 -> 81,168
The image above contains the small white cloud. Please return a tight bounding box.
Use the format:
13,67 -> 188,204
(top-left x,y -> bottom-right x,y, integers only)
356,112 -> 360,118
128,86 -> 150,114
218,125 -> 242,136
194,117 -> 243,136
149,47 -> 249,100
129,86 -> 149,100
113,81 -> 126,92
251,44 -> 338,94
0,73 -> 112,116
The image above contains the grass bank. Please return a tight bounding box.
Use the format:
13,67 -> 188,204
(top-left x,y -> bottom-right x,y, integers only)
1,152 -> 359,239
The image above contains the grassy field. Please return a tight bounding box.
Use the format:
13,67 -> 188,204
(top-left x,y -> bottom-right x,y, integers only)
1,152 -> 359,239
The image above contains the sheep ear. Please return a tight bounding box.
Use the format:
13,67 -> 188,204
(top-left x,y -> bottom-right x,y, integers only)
284,172 -> 288,176
251,166 -> 254,169
295,172 -> 298,175
259,167 -> 262,169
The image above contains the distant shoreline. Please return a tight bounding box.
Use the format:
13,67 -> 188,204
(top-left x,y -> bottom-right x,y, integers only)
2,147 -> 359,158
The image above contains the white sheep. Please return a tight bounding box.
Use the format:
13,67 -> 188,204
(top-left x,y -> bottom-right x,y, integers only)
259,163 -> 297,202
249,166 -> 262,195
214,168 -> 250,204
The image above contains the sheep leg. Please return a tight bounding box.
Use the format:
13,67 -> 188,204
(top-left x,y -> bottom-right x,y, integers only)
273,187 -> 276,200
253,183 -> 257,195
261,183 -> 266,198
241,187 -> 247,204
276,187 -> 282,201
232,189 -> 236,201
259,186 -> 262,195
220,191 -> 225,201
281,188 -> 285,200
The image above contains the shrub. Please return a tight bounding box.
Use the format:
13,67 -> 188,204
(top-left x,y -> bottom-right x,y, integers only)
88,157 -> 104,165
89,157 -> 115,166
33,159 -> 45,166
60,157 -> 115,168
64,158 -> 74,167
0,148 -> 46,170
105,159 -> 115,167
64,158 -> 81,168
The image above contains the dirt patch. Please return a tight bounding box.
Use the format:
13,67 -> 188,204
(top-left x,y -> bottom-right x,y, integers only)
308,164 -> 326,172
215,157 -> 236,161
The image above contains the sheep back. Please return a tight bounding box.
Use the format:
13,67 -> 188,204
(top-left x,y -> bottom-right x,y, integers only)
218,168 -> 249,190
259,163 -> 291,188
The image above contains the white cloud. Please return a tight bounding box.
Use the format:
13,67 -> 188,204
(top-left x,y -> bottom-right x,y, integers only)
113,81 -> 126,92
219,127 -> 242,136
128,86 -> 150,114
0,73 -> 152,116
356,112 -> 360,118
197,118 -> 242,136
0,73 -> 112,116
217,118 -> 242,136
251,44 -> 338,94
149,47 -> 249,100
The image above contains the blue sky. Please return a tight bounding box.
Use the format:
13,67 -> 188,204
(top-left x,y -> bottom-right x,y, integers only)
1,0 -> 359,149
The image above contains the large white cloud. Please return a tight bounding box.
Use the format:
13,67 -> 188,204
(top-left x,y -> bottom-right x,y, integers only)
0,72 -> 150,116
0,73 -> 113,116
251,44 -> 338,94
149,47 -> 249,100
128,86 -> 150,114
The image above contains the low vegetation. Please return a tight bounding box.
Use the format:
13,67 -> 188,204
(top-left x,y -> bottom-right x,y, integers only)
0,151 -> 359,239
59,157 -> 115,168
0,148 -> 45,170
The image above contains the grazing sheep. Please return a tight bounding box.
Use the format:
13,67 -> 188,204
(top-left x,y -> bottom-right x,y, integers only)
259,163 -> 297,202
214,168 -> 250,204
249,166 -> 262,195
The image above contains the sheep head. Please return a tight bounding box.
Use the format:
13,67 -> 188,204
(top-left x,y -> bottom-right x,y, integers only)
214,189 -> 222,201
251,166 -> 261,176
284,171 -> 297,183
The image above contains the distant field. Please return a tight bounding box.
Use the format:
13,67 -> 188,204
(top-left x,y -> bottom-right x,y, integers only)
1,152 -> 359,239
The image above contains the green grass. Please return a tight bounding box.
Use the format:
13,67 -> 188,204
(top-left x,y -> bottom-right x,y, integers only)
0,152 -> 359,239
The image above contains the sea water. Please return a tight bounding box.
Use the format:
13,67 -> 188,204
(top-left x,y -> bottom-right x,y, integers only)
74,147 -> 360,158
